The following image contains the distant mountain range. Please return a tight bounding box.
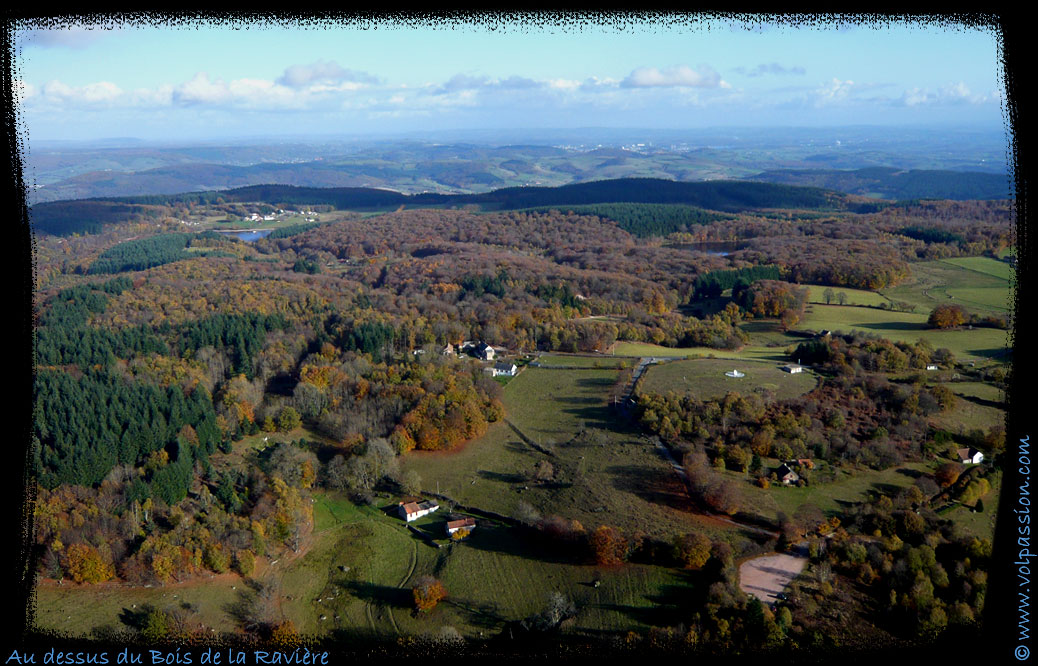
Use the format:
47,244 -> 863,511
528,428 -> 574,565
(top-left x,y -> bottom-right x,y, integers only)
751,167 -> 1014,200
23,132 -> 1009,205
31,178 -> 845,236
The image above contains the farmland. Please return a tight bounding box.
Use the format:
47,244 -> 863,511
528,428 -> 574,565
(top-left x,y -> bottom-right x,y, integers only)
637,358 -> 818,401
403,367 -> 738,542
799,303 -> 1009,362
879,258 -> 1012,316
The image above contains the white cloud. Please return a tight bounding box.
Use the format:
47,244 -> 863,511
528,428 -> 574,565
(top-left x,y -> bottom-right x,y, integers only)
734,63 -> 806,77
173,72 -> 232,105
814,78 -> 855,105
547,78 -> 581,91
276,60 -> 378,88
897,81 -> 989,107
620,65 -> 726,89
429,73 -> 543,95
36,79 -> 123,106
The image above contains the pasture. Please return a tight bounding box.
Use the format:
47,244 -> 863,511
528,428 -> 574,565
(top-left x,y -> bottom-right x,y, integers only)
610,341 -> 792,363
803,285 -> 890,308
637,358 -> 818,402
731,460 -> 935,524
800,303 -> 1009,362
880,259 -> 1012,316
404,367 -> 739,543
535,354 -> 631,368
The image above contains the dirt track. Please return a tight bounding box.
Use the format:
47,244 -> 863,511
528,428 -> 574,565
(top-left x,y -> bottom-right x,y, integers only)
738,552 -> 807,605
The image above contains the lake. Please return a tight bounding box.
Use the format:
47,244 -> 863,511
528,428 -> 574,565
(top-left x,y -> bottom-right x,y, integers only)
215,229 -> 275,242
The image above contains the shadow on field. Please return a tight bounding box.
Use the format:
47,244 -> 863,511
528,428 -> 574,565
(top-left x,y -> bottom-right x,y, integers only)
872,482 -> 906,496
478,470 -> 527,484
589,580 -> 692,627
607,464 -> 691,511
559,405 -> 614,429
461,524 -> 586,566
895,467 -> 925,479
968,347 -> 1011,359
444,599 -> 508,629
857,321 -> 927,331
339,581 -> 412,609
575,376 -> 617,389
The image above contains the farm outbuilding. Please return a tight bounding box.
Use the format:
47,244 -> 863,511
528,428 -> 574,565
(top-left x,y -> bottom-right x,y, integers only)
398,499 -> 440,522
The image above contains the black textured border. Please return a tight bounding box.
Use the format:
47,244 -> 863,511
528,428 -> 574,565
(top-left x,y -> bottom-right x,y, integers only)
2,10 -> 1028,665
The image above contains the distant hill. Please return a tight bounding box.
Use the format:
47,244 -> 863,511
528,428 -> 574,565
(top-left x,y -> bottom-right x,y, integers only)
112,178 -> 842,212
30,178 -> 844,236
749,167 -> 1013,200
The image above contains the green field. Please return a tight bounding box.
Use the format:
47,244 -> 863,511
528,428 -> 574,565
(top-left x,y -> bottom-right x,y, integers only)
732,460 -> 935,524
300,506 -> 697,638
610,341 -> 791,363
638,358 -> 817,401
940,256 -> 1015,281
535,354 -> 631,368
800,303 -> 1009,362
880,259 -> 1012,316
404,367 -> 735,543
929,394 -> 1006,433
948,381 -> 1006,404
804,285 -> 891,308
34,575 -> 243,638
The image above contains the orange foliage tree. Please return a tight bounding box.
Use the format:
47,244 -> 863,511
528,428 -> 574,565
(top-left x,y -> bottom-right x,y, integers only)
412,575 -> 447,613
590,525 -> 629,566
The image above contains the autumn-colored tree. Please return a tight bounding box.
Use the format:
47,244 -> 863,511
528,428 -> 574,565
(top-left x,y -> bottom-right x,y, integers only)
412,576 -> 447,613
674,532 -> 712,569
928,304 -> 968,329
65,543 -> 115,583
269,620 -> 302,647
590,525 -> 629,566
935,462 -> 964,488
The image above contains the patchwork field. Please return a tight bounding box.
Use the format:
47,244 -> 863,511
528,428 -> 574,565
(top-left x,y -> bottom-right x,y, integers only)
637,358 -> 818,401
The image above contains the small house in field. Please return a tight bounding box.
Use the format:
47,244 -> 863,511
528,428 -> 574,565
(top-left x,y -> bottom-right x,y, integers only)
475,342 -> 496,361
926,364 -> 939,371
493,361 -> 518,377
725,369 -> 745,378
445,517 -> 476,535
957,447 -> 985,465
776,464 -> 800,485
398,499 -> 440,522
441,344 -> 456,357
782,363 -> 804,374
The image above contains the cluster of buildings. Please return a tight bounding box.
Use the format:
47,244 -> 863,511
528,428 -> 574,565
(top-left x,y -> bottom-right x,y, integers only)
396,499 -> 478,537
437,341 -> 519,377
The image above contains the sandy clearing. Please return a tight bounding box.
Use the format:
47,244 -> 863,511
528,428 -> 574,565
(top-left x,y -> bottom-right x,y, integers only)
738,552 -> 808,605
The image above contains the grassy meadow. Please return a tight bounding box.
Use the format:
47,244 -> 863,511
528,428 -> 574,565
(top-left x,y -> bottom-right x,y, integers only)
637,358 -> 818,401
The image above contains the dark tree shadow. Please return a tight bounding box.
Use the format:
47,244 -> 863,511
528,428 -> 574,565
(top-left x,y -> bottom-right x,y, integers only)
478,470 -> 527,483
338,581 -> 413,608
606,464 -> 692,512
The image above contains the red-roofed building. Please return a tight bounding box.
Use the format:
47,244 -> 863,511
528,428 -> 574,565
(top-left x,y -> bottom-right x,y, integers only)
446,517 -> 476,535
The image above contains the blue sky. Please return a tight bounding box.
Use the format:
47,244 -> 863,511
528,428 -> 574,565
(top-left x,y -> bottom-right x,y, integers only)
12,16 -> 1007,142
